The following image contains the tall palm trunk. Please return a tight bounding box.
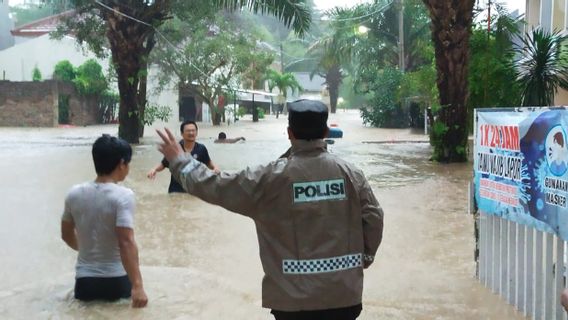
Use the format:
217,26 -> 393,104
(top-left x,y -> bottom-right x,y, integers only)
423,0 -> 474,162
326,64 -> 342,114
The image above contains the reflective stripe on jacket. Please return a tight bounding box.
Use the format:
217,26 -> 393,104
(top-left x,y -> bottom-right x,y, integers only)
169,139 -> 384,311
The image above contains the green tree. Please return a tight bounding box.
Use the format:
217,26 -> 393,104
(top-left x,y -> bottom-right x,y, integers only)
53,60 -> 76,81
32,65 -> 42,81
468,9 -> 521,129
266,69 -> 303,114
515,29 -> 568,106
422,0 -> 475,162
73,59 -> 107,96
53,0 -> 311,143
154,17 -> 274,125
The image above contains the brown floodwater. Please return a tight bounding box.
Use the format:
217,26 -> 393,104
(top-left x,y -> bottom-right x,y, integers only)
0,111 -> 525,319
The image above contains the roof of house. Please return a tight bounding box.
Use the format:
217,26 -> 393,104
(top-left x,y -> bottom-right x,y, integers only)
11,10 -> 73,37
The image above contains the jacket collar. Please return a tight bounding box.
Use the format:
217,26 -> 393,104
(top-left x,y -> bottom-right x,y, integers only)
290,139 -> 327,155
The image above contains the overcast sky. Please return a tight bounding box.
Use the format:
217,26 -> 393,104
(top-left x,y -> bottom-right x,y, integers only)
313,0 -> 525,14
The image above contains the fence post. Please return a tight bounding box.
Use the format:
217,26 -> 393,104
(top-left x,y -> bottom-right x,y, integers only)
487,214 -> 494,289
501,218 -> 508,296
545,233 -> 554,319
479,212 -> 486,283
536,230 -> 544,320
518,225 -> 526,313
508,221 -> 517,305
526,226 -> 534,317
555,236 -> 565,320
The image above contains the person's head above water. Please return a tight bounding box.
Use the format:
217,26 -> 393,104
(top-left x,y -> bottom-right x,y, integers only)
180,120 -> 198,143
288,99 -> 329,140
92,134 -> 132,176
218,132 -> 227,140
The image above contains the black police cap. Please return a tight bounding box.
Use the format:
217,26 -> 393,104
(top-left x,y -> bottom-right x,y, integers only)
288,100 -> 329,139
287,99 -> 329,114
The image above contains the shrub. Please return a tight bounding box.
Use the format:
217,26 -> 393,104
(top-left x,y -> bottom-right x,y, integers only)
32,66 -> 42,81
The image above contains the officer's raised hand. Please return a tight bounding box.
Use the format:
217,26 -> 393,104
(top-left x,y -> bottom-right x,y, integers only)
156,128 -> 183,162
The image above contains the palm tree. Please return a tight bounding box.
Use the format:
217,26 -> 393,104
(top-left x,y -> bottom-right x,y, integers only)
515,29 -> 568,106
422,0 -> 475,162
266,69 -> 303,115
57,0 -> 311,143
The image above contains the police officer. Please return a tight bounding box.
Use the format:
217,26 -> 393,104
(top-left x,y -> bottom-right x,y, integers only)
156,99 -> 384,319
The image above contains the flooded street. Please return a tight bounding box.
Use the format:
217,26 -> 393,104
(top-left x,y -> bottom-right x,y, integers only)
0,111 -> 525,319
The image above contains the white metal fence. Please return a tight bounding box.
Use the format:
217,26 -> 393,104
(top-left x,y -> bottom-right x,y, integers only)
478,212 -> 568,319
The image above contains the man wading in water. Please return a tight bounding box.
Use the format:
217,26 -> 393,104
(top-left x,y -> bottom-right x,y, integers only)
61,135 -> 148,308
148,120 -> 219,193
156,99 -> 383,319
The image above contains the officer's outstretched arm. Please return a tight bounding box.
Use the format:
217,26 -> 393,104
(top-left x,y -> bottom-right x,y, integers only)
169,154 -> 271,218
359,177 -> 384,268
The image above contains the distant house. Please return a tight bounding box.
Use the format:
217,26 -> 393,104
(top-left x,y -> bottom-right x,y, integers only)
289,72 -> 328,105
524,0 -> 568,105
0,12 -> 178,127
10,10 -> 72,44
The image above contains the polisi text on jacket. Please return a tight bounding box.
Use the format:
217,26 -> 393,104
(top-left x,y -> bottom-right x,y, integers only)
293,179 -> 346,203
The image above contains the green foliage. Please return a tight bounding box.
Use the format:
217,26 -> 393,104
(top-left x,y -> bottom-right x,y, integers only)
359,67 -> 407,128
142,104 -> 173,126
468,13 -> 521,132
258,108 -> 265,119
32,66 -> 42,81
238,106 -> 247,117
73,59 -> 107,96
266,69 -> 303,98
153,17 -> 275,124
53,60 -> 76,81
429,120 -> 449,161
515,28 -> 568,106
58,94 -> 69,124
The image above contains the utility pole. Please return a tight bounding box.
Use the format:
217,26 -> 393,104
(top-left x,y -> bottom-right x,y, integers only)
398,0 -> 405,72
280,44 -> 284,73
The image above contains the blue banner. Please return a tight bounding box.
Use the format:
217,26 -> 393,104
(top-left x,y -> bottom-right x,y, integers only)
474,107 -> 568,240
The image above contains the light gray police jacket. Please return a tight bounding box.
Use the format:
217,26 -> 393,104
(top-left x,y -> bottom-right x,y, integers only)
169,139 -> 384,311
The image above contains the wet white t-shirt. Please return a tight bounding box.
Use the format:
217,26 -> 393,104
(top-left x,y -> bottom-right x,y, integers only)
62,181 -> 135,278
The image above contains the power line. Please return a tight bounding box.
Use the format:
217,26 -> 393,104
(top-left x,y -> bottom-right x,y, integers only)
94,0 -> 212,80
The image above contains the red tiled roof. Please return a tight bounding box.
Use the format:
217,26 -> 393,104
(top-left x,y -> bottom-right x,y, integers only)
11,10 -> 74,37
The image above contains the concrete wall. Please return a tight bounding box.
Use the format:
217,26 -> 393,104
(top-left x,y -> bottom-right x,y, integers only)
0,80 -> 98,127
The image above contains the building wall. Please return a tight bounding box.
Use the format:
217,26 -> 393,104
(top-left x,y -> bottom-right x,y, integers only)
0,80 -> 99,127
0,80 -> 58,126
525,0 -> 568,105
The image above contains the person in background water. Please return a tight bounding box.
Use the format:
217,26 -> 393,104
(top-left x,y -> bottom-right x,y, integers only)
61,134 -> 148,308
156,99 -> 384,319
214,132 -> 246,144
147,120 -> 219,193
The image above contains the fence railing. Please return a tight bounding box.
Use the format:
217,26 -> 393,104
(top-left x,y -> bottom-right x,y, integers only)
477,211 -> 567,319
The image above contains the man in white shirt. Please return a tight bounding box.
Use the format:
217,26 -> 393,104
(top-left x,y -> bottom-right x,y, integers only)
61,134 -> 148,308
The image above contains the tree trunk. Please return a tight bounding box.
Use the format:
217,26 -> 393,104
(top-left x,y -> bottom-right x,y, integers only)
103,4 -> 157,144
423,0 -> 474,162
326,65 -> 342,114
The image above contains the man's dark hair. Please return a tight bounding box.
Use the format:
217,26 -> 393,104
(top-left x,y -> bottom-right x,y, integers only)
92,134 -> 132,175
218,132 -> 227,140
288,99 -> 328,140
180,120 -> 198,133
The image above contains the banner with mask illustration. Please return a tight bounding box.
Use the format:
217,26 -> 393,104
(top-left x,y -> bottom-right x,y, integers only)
474,107 -> 568,240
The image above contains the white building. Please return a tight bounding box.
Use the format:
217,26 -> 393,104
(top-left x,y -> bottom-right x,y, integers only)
524,0 -> 568,105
